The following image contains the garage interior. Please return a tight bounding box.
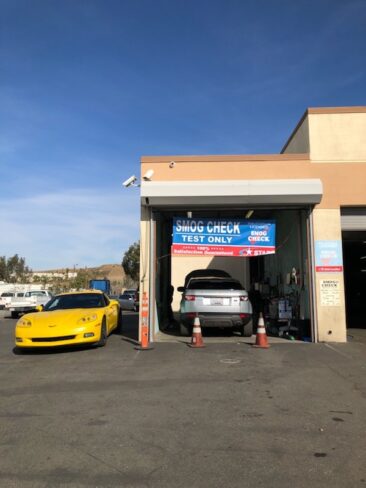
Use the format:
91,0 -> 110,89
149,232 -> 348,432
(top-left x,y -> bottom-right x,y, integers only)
342,232 -> 366,328
341,208 -> 366,330
151,207 -> 313,342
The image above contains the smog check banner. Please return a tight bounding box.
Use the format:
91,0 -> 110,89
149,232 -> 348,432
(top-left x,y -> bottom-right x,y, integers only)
172,218 -> 276,257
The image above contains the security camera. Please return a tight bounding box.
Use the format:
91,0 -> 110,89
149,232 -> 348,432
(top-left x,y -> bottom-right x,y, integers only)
143,169 -> 154,181
122,175 -> 138,188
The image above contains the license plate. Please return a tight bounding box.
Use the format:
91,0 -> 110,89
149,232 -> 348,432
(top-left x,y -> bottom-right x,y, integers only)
203,298 -> 230,306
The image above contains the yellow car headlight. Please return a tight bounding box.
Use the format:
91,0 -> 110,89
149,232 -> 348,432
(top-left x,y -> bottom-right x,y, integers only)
77,313 -> 98,324
17,318 -> 32,327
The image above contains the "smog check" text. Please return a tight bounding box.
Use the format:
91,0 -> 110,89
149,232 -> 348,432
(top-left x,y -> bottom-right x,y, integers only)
175,220 -> 270,244
175,220 -> 241,234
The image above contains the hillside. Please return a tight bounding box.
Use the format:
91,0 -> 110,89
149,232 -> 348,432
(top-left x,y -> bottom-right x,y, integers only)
35,264 -> 124,280
88,264 -> 125,282
33,264 -> 130,293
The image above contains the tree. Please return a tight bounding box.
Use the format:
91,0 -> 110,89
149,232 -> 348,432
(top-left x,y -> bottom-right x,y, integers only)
0,256 -> 7,281
70,269 -> 94,290
0,254 -> 31,282
40,275 -> 50,288
122,275 -> 137,290
122,241 -> 140,283
52,276 -> 66,294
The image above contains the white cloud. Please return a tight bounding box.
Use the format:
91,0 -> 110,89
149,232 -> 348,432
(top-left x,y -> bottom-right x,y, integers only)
0,188 -> 140,270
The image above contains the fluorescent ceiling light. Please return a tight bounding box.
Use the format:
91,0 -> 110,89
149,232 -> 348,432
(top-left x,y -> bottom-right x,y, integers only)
245,210 -> 254,218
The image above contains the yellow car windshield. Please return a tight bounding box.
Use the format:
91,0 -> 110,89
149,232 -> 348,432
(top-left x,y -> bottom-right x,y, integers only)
44,293 -> 105,311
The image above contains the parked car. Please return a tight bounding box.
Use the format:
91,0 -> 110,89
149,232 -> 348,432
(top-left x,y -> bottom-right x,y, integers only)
6,290 -> 53,318
178,276 -> 253,337
124,289 -> 137,297
0,291 -> 25,310
0,292 -> 15,310
15,290 -> 122,349
118,288 -> 139,311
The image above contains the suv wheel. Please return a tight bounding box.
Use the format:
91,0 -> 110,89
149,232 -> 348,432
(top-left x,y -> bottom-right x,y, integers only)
180,322 -> 191,337
241,319 -> 253,337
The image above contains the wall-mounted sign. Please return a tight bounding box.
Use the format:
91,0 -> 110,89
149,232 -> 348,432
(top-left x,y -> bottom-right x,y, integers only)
320,279 -> 342,306
315,240 -> 343,272
172,218 -> 276,257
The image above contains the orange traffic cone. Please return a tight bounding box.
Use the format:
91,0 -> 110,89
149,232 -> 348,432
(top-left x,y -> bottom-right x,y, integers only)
252,313 -> 270,348
188,315 -> 205,348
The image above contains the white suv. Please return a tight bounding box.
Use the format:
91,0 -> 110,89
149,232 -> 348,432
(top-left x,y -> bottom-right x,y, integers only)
178,276 -> 253,337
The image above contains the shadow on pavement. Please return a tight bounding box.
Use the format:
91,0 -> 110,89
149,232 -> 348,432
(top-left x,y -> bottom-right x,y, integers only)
12,344 -> 97,355
120,310 -> 139,342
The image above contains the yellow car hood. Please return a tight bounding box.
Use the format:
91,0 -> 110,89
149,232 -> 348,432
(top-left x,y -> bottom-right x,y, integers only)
19,309 -> 102,336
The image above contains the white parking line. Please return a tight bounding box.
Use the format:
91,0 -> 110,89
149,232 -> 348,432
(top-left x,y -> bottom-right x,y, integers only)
325,343 -> 352,359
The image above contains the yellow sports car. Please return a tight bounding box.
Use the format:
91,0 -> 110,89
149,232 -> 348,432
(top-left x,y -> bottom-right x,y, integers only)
15,291 -> 122,349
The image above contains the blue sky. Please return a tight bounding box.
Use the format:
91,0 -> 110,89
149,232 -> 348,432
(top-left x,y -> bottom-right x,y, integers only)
1,0 -> 365,270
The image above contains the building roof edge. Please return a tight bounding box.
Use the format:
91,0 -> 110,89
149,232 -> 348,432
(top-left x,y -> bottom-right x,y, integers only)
141,153 -> 310,163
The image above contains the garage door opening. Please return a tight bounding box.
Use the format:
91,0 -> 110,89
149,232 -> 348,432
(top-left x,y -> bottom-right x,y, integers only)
152,207 -> 313,342
342,231 -> 366,329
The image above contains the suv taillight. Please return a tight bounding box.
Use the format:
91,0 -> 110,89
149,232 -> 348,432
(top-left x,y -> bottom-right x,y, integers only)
184,295 -> 196,301
240,296 -> 249,301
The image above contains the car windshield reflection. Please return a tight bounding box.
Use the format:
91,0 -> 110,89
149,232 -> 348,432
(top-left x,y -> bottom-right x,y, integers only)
44,293 -> 104,311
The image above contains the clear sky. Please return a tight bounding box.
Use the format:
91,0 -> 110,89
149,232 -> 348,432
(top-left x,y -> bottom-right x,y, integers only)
1,0 -> 365,270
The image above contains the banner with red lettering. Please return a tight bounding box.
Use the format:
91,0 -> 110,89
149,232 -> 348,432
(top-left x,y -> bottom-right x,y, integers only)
172,218 -> 276,257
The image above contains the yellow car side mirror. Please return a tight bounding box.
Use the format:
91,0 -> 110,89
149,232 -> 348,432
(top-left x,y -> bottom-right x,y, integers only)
35,305 -> 44,312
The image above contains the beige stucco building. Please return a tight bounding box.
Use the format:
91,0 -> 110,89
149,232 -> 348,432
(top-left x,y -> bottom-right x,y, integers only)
139,107 -> 366,343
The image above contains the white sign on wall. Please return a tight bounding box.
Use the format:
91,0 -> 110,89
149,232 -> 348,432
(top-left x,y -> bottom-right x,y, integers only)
320,279 -> 342,306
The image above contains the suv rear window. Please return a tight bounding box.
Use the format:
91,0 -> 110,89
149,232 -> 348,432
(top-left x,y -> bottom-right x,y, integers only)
124,289 -> 136,295
188,279 -> 243,290
25,291 -> 46,297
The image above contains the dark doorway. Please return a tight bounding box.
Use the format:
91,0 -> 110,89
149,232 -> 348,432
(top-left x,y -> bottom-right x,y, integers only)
342,231 -> 366,328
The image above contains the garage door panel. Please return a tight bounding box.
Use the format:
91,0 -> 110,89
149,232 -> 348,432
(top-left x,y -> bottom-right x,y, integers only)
341,207 -> 366,231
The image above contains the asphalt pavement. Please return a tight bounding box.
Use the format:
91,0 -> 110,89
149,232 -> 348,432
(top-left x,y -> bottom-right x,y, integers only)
0,309 -> 365,488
